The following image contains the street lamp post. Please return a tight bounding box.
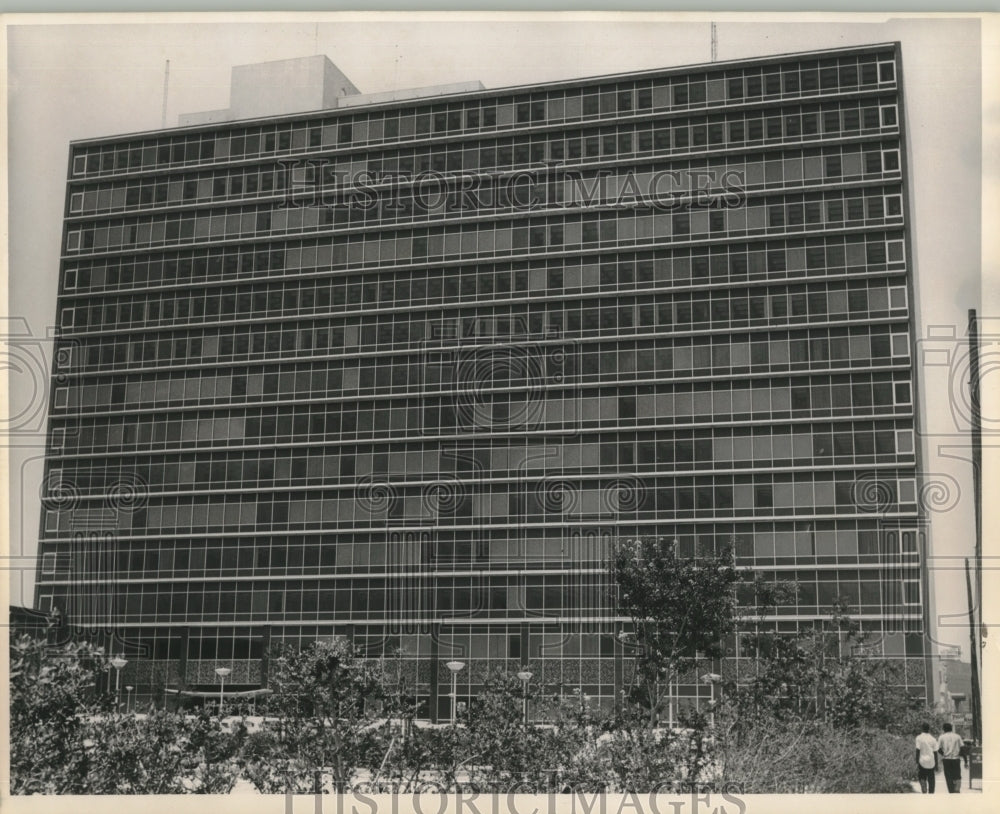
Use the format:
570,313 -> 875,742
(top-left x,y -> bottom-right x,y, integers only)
215,667 -> 232,715
700,673 -> 722,727
445,661 -> 465,727
516,670 -> 533,730
110,656 -> 128,711
125,685 -> 134,714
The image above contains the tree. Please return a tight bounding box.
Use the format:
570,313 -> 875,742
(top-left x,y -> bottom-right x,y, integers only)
460,668 -> 591,792
9,629 -> 109,793
729,597 -> 919,729
611,536 -> 741,726
242,637 -> 396,793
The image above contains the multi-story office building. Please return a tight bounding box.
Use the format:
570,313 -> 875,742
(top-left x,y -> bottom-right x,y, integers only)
35,44 -> 931,716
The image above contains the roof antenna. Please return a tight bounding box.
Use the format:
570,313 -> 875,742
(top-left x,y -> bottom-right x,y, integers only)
711,22 -> 718,62
161,59 -> 170,128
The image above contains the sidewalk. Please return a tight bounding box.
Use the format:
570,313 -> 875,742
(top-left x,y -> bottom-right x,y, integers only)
910,760 -> 982,794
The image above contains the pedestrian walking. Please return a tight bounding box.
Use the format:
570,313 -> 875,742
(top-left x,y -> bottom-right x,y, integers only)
915,723 -> 938,793
937,722 -> 964,793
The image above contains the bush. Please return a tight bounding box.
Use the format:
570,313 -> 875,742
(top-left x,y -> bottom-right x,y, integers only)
9,632 -> 108,793
83,709 -> 245,794
11,633 -> 928,795
707,711 -> 916,793
10,630 -> 246,794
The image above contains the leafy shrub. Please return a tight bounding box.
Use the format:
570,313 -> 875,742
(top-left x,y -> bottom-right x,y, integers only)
708,711 -> 916,793
9,633 -> 107,793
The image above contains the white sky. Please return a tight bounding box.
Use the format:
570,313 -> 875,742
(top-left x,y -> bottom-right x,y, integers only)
3,14 -> 994,659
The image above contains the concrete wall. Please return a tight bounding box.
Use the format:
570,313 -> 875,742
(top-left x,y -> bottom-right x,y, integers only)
229,54 -> 359,120
177,108 -> 233,127
321,56 -> 362,109
176,55 -> 484,126
338,80 -> 485,108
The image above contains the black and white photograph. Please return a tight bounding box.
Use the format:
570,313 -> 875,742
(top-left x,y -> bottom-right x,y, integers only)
2,10 -> 996,810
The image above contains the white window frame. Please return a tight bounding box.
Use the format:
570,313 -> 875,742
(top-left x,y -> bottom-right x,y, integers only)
66,231 -> 81,252
44,510 -> 60,533
891,332 -> 911,358
889,284 -> 908,309
72,155 -> 87,176
894,381 -> 912,406
69,192 -> 84,213
41,552 -> 56,575
60,307 -> 74,329
884,194 -> 903,217
878,59 -> 896,83
880,104 -> 898,128
897,477 -> 917,504
881,149 -> 900,173
54,387 -> 68,410
895,429 -> 914,454
886,238 -> 906,263
901,529 -> 922,556
64,268 -> 77,290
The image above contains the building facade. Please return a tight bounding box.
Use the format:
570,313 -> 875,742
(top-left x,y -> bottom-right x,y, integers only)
36,43 -> 931,716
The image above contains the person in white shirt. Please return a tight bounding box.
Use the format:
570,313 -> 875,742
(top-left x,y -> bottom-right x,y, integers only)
937,722 -> 965,793
914,723 -> 939,793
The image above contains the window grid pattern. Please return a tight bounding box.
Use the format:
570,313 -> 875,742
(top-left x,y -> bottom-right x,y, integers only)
42,45 -> 926,703
66,112 -> 900,218
69,50 -> 897,180
64,183 -> 904,256
65,232 -> 905,297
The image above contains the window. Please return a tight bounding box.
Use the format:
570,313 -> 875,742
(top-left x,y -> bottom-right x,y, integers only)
54,387 -> 68,409
66,231 -> 81,252
891,333 -> 910,358
884,194 -> 903,218
889,284 -> 907,308
898,478 -> 917,504
56,345 -> 74,369
880,104 -> 898,127
895,429 -> 914,454
72,155 -> 87,176
70,192 -> 84,213
882,149 -> 900,172
60,307 -> 75,328
878,60 -> 896,83
41,552 -> 56,575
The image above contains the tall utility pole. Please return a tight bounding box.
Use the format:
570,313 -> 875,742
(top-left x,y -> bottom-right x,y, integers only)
969,310 -> 982,577
967,309 -> 982,743
710,22 -> 718,62
966,560 -> 981,743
